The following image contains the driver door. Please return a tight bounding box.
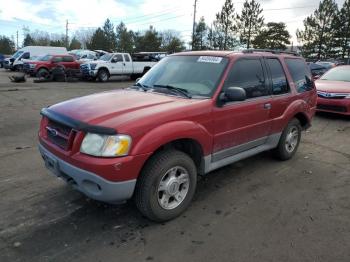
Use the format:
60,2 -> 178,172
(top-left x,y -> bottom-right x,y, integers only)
212,58 -> 272,159
110,54 -> 124,75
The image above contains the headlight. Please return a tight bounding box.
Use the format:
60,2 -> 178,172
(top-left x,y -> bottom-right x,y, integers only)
345,94 -> 350,98
90,63 -> 97,70
80,133 -> 132,157
29,64 -> 36,68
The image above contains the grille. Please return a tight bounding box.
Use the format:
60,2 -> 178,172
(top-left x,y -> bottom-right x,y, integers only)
80,64 -> 90,77
46,120 -> 75,150
23,63 -> 30,73
317,94 -> 346,99
317,104 -> 348,112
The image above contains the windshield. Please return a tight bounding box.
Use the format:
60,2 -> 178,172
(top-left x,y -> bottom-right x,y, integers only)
12,51 -> 23,59
320,67 -> 350,82
99,53 -> 113,61
138,55 -> 229,97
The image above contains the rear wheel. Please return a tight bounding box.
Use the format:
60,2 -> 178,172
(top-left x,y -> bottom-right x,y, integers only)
37,68 -> 50,79
274,118 -> 301,160
97,69 -> 109,82
134,149 -> 197,222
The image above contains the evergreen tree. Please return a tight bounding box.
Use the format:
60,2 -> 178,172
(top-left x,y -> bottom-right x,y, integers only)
69,37 -> 82,50
236,0 -> 264,49
102,19 -> 117,52
193,17 -> 208,50
87,28 -> 109,51
134,26 -> 162,52
297,0 -> 338,59
213,0 -> 236,50
116,22 -> 134,53
160,30 -> 185,53
23,34 -> 35,47
0,35 -> 15,54
336,0 -> 350,58
252,22 -> 291,50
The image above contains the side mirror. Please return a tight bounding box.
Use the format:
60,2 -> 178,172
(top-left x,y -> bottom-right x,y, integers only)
222,87 -> 246,102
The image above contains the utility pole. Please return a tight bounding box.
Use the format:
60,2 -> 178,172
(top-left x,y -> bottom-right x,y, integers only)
16,30 -> 18,49
191,0 -> 197,50
66,19 -> 69,48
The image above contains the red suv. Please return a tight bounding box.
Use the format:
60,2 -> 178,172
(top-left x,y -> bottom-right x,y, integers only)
38,50 -> 317,221
24,54 -> 81,76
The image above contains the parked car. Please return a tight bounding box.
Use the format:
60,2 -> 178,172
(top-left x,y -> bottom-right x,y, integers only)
4,46 -> 68,71
80,52 -> 157,82
315,65 -> 350,115
315,61 -> 336,69
23,54 -> 81,77
0,54 -> 5,68
38,50 -> 317,221
69,49 -> 97,62
308,62 -> 328,79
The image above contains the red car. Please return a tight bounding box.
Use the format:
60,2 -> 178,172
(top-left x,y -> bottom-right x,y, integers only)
38,50 -> 317,221
24,54 -> 81,77
316,65 -> 350,115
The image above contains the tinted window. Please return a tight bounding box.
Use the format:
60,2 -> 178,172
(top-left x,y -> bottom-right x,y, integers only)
62,56 -> 74,62
285,58 -> 313,93
266,58 -> 289,95
224,59 -> 268,99
52,56 -> 63,63
124,54 -> 130,62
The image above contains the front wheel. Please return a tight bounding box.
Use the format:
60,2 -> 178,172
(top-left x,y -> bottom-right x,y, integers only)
97,69 -> 109,82
134,149 -> 197,222
274,118 -> 301,160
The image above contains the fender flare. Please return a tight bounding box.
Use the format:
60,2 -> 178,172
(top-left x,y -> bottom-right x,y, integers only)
131,121 -> 212,156
275,99 -> 311,130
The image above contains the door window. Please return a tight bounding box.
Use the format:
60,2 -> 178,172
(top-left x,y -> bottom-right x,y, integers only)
224,59 -> 268,99
266,58 -> 290,95
123,54 -> 130,62
285,58 -> 313,93
52,57 -> 63,63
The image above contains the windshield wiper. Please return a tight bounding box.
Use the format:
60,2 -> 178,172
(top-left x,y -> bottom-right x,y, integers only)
131,82 -> 149,91
153,84 -> 192,98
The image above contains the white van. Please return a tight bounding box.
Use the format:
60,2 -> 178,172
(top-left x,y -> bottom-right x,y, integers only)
4,46 -> 68,71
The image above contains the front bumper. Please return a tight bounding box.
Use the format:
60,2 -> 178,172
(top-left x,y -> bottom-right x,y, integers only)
317,97 -> 350,115
39,143 -> 136,203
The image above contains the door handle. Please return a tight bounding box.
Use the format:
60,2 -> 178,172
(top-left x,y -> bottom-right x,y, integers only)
263,103 -> 272,109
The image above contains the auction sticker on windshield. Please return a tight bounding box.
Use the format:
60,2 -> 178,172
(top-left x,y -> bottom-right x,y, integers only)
197,56 -> 223,63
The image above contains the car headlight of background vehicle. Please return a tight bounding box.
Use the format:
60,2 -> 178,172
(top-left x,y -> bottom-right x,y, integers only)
80,133 -> 132,157
90,63 -> 97,70
29,64 -> 36,68
345,94 -> 350,98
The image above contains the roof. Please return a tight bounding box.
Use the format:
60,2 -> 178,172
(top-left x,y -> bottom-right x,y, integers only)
172,49 -> 300,58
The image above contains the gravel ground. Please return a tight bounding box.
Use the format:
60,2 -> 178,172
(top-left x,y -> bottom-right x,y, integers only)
0,69 -> 349,262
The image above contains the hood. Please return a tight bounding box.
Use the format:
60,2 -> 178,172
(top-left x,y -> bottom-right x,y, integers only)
48,89 -> 202,130
315,80 -> 350,93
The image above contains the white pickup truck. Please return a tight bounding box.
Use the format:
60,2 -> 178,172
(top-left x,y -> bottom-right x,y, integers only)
80,52 -> 159,82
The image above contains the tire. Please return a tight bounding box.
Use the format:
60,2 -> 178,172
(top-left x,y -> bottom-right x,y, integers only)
274,118 -> 302,160
97,69 -> 109,82
134,149 -> 197,222
37,68 -> 50,79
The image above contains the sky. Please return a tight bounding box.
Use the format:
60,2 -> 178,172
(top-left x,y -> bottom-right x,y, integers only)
0,0 -> 346,49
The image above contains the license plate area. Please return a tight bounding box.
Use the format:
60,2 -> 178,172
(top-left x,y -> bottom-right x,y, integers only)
42,153 -> 60,177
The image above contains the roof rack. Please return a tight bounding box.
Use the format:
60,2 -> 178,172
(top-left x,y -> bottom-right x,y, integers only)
242,49 -> 300,56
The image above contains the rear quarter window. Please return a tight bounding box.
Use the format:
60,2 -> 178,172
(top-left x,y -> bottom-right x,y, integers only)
63,56 -> 74,62
285,58 -> 313,93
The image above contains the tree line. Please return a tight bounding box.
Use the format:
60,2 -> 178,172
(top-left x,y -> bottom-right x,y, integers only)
0,0 -> 349,60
